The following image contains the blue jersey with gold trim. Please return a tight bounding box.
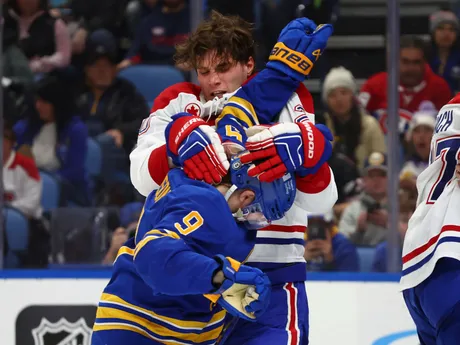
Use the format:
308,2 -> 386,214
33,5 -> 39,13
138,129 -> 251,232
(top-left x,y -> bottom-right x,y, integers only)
93,169 -> 255,345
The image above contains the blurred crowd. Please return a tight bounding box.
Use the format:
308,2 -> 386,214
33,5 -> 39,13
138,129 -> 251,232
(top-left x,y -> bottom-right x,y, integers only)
2,0 -> 459,271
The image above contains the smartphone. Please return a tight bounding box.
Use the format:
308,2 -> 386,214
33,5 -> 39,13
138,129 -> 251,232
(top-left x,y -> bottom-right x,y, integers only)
307,217 -> 327,240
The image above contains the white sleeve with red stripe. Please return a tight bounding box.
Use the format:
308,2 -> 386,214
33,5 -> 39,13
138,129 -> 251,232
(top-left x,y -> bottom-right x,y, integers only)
130,83 -> 203,196
5,152 -> 43,219
278,86 -> 338,213
13,166 -> 42,218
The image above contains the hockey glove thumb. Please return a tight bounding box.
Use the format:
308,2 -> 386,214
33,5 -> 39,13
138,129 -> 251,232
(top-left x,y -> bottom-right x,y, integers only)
205,255 -> 271,321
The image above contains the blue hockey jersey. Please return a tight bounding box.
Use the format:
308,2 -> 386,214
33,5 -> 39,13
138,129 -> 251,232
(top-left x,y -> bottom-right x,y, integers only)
93,169 -> 256,344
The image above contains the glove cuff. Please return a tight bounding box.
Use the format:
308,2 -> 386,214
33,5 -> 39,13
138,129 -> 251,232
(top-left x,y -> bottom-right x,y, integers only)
298,122 -> 325,168
268,42 -> 315,81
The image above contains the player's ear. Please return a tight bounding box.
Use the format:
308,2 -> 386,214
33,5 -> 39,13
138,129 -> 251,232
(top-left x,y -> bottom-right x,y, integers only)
239,190 -> 255,209
244,56 -> 255,77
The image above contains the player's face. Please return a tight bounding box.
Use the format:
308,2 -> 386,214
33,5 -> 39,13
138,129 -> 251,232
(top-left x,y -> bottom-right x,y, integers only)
197,51 -> 255,101
412,125 -> 434,160
399,48 -> 425,87
364,169 -> 387,196
434,23 -> 457,49
326,87 -> 354,116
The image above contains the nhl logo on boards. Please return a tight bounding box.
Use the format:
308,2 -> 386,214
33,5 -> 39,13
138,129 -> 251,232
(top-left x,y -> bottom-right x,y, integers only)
16,305 -> 97,345
32,318 -> 92,345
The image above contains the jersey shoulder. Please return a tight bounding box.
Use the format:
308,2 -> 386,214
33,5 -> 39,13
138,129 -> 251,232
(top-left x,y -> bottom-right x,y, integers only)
156,169 -> 230,215
151,82 -> 202,112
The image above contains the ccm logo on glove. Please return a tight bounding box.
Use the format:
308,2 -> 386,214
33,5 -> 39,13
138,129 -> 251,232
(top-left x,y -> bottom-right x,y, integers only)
270,42 -> 320,76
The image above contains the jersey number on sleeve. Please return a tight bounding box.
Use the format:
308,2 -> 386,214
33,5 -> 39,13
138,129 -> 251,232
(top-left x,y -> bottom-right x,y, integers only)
427,136 -> 460,204
174,211 -> 204,235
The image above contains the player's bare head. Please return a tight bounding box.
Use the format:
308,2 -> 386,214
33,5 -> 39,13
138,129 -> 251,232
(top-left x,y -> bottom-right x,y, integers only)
174,11 -> 255,100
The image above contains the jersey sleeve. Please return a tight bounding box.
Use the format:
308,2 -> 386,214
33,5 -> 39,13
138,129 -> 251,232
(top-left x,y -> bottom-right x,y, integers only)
133,187 -> 231,296
129,83 -> 202,196
215,68 -> 300,141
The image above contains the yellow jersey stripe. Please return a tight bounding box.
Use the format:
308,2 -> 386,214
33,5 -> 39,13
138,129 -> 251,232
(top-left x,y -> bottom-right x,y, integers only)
93,322 -> 192,345
96,307 -> 223,343
113,246 -> 135,263
135,229 -> 181,258
100,293 -> 226,330
228,96 -> 259,125
219,106 -> 254,128
146,229 -> 180,239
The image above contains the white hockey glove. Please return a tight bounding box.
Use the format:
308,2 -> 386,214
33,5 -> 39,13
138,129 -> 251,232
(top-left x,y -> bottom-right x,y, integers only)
204,255 -> 271,321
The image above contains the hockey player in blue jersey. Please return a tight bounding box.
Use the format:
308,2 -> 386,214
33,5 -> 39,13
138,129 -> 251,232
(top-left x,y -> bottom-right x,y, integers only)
91,153 -> 297,345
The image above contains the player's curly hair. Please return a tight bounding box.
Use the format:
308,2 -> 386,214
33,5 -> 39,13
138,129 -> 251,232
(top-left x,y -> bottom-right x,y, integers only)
174,11 -> 255,70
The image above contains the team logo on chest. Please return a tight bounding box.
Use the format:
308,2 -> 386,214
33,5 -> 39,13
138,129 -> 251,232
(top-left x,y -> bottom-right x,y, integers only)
185,103 -> 202,117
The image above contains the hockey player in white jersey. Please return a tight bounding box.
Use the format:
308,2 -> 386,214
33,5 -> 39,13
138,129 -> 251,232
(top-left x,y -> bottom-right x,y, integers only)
130,13 -> 337,345
401,94 -> 460,344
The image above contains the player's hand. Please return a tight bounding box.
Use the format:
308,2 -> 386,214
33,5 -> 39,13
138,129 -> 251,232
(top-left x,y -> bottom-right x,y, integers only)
207,255 -> 271,321
165,113 -> 229,184
240,122 -> 333,182
267,18 -> 333,81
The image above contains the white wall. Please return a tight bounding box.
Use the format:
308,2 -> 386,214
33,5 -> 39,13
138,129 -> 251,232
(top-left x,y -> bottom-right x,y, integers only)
0,278 -> 417,345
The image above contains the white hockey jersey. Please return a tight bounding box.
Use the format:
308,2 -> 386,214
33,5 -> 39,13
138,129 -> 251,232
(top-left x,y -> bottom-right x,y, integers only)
401,94 -> 460,290
129,80 -> 338,279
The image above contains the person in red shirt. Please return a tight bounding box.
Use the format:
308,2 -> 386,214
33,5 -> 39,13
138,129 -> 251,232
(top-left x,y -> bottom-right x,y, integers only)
359,35 -> 452,134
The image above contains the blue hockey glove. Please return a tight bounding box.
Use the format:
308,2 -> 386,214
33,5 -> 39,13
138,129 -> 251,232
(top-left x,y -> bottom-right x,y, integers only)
206,255 -> 271,322
241,122 -> 333,182
165,113 -> 229,184
267,18 -> 333,82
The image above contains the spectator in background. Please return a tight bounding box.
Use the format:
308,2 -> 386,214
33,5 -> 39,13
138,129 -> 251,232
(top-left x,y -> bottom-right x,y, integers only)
2,2 -> 34,88
125,0 -> 158,38
429,10 -> 460,94
3,119 -> 42,220
400,111 -> 435,187
14,75 -> 90,205
102,202 -> 142,264
372,185 -> 417,272
70,0 -> 128,56
9,0 -> 71,75
328,151 -> 361,219
305,212 -> 359,272
359,35 -> 451,135
339,152 -> 389,247
317,66 -> 386,169
77,29 -> 148,153
118,0 -> 190,69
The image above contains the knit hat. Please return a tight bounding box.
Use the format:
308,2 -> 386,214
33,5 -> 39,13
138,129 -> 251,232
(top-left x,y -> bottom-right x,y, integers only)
406,111 -> 436,139
430,10 -> 459,33
322,66 -> 357,103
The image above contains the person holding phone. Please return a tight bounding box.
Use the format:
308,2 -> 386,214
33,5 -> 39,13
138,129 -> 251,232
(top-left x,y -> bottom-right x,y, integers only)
304,213 -> 359,271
